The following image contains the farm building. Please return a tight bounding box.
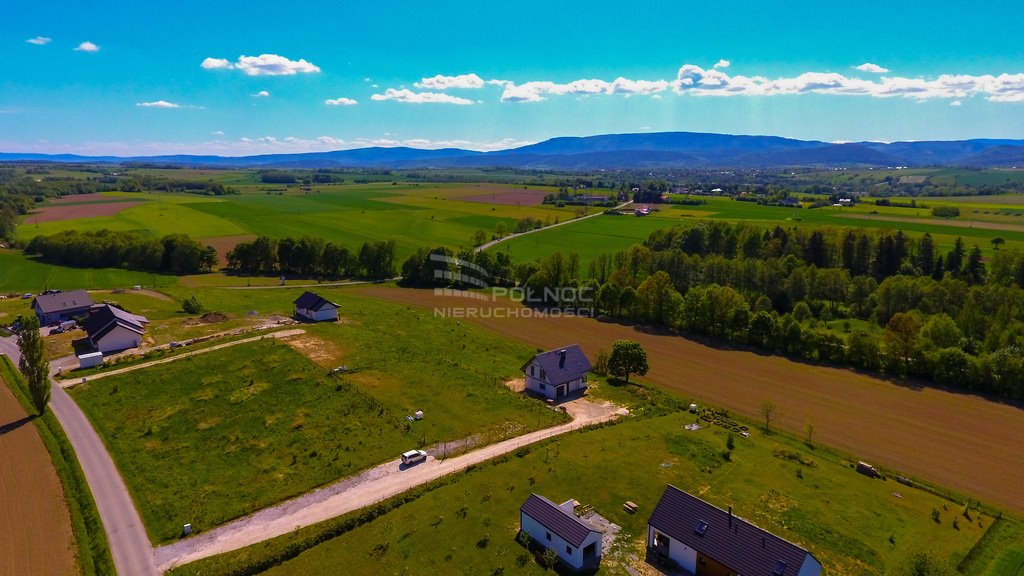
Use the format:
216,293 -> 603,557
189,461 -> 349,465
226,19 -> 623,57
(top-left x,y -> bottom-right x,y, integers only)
293,291 -> 339,322
82,304 -> 149,354
521,344 -> 592,401
647,485 -> 821,576
520,494 -> 602,572
32,290 -> 94,325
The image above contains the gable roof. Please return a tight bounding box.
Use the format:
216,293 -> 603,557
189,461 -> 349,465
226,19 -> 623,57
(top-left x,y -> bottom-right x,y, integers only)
82,304 -> 148,342
521,344 -> 592,386
648,485 -> 814,576
293,291 -> 339,312
520,494 -> 599,548
32,290 -> 93,315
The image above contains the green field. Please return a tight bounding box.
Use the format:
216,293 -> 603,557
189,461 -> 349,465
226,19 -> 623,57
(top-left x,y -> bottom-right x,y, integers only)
69,290 -> 565,543
171,387 -> 1009,576
0,249 -> 178,293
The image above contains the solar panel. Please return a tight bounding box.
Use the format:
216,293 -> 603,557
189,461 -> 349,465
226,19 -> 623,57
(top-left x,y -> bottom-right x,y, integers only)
773,560 -> 787,575
694,520 -> 709,536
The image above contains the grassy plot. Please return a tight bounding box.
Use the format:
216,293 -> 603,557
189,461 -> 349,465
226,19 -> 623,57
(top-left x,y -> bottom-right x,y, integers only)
0,250 -> 179,293
171,397 -> 1004,576
70,339 -> 414,543
70,290 -> 565,543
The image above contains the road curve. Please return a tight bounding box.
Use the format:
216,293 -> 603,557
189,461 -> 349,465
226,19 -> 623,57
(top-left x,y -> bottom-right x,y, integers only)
154,401 -> 626,571
49,382 -> 157,576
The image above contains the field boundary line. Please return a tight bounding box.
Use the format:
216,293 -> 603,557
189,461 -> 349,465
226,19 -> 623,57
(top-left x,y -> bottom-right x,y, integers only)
475,200 -> 633,253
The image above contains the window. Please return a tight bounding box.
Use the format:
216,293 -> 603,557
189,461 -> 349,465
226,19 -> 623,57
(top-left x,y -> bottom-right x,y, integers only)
546,532 -> 551,541
694,520 -> 708,536
773,560 -> 787,575
530,365 -> 534,376
540,369 -> 546,380
566,545 -> 573,554
540,383 -> 546,390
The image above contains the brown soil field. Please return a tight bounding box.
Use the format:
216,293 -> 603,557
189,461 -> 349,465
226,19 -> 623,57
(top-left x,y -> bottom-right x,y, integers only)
281,333 -> 345,368
841,213 -> 1024,233
25,202 -> 144,224
357,286 -> 1024,514
458,185 -> 552,206
0,378 -> 77,575
50,193 -> 124,203
200,234 -> 257,266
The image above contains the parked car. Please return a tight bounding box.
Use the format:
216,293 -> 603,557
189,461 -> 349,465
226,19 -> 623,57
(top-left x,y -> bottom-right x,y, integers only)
401,449 -> 428,466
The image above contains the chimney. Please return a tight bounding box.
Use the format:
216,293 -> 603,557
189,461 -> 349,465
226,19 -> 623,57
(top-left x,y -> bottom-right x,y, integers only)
559,349 -> 566,368
728,505 -> 732,527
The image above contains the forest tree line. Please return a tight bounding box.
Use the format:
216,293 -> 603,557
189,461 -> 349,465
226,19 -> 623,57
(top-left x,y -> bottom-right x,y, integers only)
518,221 -> 1024,399
24,230 -> 218,275
226,236 -> 397,279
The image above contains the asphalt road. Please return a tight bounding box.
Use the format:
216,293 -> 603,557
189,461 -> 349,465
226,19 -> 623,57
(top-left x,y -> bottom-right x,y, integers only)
1,335 -> 156,575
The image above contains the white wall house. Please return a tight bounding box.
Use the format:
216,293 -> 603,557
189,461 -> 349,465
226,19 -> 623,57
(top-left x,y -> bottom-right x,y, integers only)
647,485 -> 822,576
293,291 -> 339,322
520,494 -> 602,572
521,345 -> 592,401
82,304 -> 149,354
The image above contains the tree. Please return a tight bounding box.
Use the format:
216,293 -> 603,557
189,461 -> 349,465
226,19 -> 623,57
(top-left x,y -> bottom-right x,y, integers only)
17,315 -> 50,415
991,236 -> 1005,251
898,551 -> 953,576
607,340 -> 649,383
760,400 -> 776,434
804,418 -> 815,447
884,312 -> 921,374
470,229 -> 487,247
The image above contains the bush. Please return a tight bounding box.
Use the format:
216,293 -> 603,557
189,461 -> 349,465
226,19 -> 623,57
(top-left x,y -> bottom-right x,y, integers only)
182,295 -> 203,314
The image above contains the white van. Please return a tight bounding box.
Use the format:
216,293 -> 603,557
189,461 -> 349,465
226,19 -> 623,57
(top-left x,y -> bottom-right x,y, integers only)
401,449 -> 428,466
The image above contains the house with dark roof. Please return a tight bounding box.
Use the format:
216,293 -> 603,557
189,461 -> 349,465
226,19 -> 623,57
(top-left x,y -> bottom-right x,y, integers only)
32,290 -> 94,325
520,344 -> 592,401
82,304 -> 149,354
293,291 -> 339,322
520,493 -> 602,572
647,485 -> 822,576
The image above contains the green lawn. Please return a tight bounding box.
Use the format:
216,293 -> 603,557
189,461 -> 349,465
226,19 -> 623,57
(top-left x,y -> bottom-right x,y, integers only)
0,249 -> 178,293
70,289 -> 565,543
171,390 -> 1006,576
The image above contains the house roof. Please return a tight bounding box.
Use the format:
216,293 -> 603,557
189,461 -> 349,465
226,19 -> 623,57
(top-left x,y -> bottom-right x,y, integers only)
32,290 -> 93,315
648,485 -> 814,576
521,344 -> 592,386
521,494 -> 599,548
82,304 -> 148,342
293,291 -> 339,312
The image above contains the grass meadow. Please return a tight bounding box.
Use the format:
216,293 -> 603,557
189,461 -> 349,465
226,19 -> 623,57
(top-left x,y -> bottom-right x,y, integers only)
169,379 -> 1016,576
69,289 -> 565,543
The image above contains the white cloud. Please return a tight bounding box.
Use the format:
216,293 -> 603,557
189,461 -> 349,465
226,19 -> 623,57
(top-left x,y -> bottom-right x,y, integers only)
201,57 -> 232,70
26,36 -> 52,45
325,97 -> 358,106
856,63 -> 890,74
415,73 -> 486,90
212,131 -> 225,136
371,88 -> 474,105
714,59 -> 730,69
254,90 -> 270,97
136,100 -> 180,108
498,77 -> 670,102
950,100 -> 963,106
74,41 -> 100,52
200,54 -> 320,76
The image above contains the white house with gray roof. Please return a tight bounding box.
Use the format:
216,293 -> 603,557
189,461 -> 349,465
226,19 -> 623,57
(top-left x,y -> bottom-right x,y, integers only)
521,344 -> 592,401
520,493 -> 602,572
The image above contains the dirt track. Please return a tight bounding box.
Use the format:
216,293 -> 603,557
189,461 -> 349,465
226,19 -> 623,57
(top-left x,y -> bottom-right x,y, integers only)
357,287 -> 1024,514
0,373 -> 76,576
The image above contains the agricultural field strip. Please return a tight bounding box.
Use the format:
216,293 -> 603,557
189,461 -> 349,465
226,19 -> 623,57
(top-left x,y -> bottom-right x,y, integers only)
60,329 -> 305,386
475,199 -> 632,252
839,213 -> 1024,233
153,402 -> 626,571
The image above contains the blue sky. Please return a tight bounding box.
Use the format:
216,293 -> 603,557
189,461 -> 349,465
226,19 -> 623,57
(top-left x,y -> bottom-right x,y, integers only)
3,0 -> 1024,155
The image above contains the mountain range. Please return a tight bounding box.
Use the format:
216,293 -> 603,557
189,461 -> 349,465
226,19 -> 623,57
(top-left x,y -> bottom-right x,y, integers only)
3,132 -> 1024,170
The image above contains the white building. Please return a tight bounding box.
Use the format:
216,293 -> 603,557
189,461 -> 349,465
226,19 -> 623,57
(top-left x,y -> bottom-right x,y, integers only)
82,305 -> 149,354
520,493 -> 602,572
293,291 -> 339,322
647,485 -> 822,576
521,345 -> 592,401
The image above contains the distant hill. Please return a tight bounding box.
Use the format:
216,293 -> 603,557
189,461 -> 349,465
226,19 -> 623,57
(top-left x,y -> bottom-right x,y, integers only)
3,132 -> 1024,170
